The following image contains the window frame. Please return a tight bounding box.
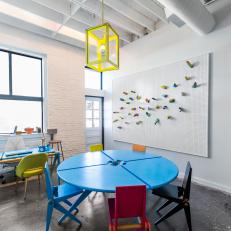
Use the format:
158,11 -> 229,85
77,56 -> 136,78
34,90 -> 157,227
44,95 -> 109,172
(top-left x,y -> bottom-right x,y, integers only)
84,67 -> 104,147
0,48 -> 44,133
84,66 -> 103,90
85,95 -> 104,147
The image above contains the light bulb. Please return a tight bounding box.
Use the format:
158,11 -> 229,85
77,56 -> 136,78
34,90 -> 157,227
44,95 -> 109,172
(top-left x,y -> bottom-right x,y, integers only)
100,44 -> 106,51
100,44 -> 106,56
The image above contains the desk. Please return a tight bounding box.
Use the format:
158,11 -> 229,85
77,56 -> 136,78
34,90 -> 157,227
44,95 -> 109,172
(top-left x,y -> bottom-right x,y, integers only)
0,147 -> 60,165
57,150 -> 178,224
0,148 -> 60,184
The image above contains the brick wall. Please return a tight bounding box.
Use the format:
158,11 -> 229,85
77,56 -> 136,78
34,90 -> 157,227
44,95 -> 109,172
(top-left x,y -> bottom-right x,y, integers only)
0,23 -> 86,157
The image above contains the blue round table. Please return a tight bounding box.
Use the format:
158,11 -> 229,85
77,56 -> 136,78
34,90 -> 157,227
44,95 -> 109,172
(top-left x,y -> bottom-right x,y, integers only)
57,150 -> 178,192
57,150 -> 178,224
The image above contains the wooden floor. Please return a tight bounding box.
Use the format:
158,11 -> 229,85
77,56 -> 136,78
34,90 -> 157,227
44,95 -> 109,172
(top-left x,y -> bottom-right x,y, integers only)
0,176 -> 231,231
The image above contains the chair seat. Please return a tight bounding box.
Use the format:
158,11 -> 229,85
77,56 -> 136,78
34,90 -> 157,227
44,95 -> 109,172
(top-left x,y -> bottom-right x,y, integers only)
49,140 -> 62,144
152,184 -> 183,202
54,183 -> 83,200
22,167 -> 44,178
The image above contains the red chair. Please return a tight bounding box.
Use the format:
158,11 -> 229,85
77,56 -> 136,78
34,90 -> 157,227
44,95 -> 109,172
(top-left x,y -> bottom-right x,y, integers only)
108,185 -> 151,231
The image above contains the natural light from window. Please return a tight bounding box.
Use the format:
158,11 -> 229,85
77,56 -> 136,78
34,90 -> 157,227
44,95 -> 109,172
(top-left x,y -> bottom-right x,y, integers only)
12,54 -> 42,97
0,50 -> 43,134
0,52 -> 9,94
84,68 -> 101,90
0,100 -> 42,133
86,100 -> 100,128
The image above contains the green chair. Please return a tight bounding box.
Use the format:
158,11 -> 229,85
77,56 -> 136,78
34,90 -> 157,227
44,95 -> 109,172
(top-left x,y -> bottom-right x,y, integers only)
15,153 -> 48,199
89,144 -> 103,197
89,144 -> 103,152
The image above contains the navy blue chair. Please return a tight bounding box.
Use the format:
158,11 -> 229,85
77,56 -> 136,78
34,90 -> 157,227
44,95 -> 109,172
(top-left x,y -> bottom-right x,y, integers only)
152,162 -> 192,231
44,164 -> 83,231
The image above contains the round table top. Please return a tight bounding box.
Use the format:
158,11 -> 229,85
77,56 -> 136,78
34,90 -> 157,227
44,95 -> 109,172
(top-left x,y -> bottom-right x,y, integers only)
57,150 -> 179,193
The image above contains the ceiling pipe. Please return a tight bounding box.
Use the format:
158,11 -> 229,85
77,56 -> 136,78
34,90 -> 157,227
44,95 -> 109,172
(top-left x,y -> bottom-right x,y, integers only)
157,0 -> 216,35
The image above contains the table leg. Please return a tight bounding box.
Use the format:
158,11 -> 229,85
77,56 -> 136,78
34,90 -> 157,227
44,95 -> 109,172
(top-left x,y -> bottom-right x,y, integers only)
50,152 -> 61,184
58,190 -> 91,224
57,153 -> 61,185
52,152 -> 61,184
51,152 -> 60,168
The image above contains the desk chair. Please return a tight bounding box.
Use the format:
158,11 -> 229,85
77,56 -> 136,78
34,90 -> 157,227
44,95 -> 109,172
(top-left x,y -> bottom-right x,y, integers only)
49,140 -> 64,161
89,144 -> 104,197
15,153 -> 48,200
44,164 -> 83,231
108,185 -> 151,231
89,144 -> 103,152
47,129 -> 64,161
152,162 -> 192,231
132,144 -> 146,152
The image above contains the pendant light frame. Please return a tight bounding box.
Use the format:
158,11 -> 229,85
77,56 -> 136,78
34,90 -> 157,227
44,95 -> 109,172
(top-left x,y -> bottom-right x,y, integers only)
85,0 -> 119,72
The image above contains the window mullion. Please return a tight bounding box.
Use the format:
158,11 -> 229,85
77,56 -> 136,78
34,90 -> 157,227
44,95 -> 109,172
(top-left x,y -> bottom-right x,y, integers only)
9,53 -> 12,95
92,106 -> 94,128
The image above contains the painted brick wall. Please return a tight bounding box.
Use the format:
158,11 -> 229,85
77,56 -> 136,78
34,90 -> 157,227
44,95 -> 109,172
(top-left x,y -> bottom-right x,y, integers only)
0,23 -> 86,156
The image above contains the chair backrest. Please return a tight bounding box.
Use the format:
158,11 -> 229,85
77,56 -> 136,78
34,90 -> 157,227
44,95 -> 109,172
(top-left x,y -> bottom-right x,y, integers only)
115,185 -> 147,219
4,136 -> 26,151
182,162 -> 192,200
44,163 -> 54,200
16,153 -> 48,178
89,144 -> 103,152
132,144 -> 146,152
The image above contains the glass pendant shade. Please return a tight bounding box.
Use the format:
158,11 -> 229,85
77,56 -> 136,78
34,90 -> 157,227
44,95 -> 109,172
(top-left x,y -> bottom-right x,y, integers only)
86,23 -> 119,72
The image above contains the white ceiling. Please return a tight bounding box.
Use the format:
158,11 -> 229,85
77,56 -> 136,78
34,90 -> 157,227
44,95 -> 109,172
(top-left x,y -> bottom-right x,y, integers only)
0,0 -> 168,48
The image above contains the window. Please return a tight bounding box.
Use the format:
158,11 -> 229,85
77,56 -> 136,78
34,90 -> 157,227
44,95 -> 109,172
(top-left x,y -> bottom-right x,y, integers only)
0,49 -> 43,133
0,52 -> 9,94
84,68 -> 101,89
84,68 -> 104,149
86,99 -> 100,128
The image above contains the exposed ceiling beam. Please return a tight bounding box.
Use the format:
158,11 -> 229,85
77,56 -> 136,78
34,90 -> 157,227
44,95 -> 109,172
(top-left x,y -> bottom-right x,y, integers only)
71,0 -> 145,37
4,0 -> 64,24
122,0 -> 159,22
31,0 -> 132,43
0,12 -> 84,48
72,8 -> 132,43
52,0 -> 87,37
54,33 -> 85,48
103,0 -> 155,31
31,0 -> 71,16
134,0 -> 167,23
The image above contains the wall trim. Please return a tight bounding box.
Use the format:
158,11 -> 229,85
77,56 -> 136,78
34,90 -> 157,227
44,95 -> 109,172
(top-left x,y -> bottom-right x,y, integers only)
178,172 -> 231,195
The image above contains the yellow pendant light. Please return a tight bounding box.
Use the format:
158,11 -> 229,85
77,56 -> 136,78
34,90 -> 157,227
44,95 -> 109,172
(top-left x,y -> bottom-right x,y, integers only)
86,0 -> 119,72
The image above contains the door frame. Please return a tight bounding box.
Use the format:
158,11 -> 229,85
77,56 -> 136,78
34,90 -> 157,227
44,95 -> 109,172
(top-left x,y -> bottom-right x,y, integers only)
85,95 -> 104,148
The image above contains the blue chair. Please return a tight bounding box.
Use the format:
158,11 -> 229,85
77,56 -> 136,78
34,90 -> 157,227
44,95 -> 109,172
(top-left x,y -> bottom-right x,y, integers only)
44,164 -> 83,231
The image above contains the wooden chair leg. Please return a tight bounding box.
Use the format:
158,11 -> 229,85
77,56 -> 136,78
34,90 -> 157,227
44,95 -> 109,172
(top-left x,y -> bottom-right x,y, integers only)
156,199 -> 173,212
41,173 -> 45,191
144,221 -> 151,231
50,143 -> 54,165
109,224 -> 113,231
38,175 -> 41,186
155,203 -> 183,225
15,177 -> 18,192
24,178 -> 28,200
59,142 -> 64,161
184,203 -> 192,231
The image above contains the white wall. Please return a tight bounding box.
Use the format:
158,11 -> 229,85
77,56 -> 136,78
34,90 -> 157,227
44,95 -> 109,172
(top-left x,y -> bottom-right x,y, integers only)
0,23 -> 86,156
104,2 -> 231,193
